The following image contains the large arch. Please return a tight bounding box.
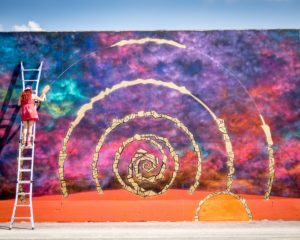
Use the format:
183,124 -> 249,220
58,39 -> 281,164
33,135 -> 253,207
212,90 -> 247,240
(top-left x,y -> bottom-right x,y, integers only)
57,37 -> 275,199
58,78 -> 235,197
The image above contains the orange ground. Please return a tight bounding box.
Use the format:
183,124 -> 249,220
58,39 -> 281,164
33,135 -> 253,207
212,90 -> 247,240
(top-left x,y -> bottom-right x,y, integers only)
1,190 -> 300,222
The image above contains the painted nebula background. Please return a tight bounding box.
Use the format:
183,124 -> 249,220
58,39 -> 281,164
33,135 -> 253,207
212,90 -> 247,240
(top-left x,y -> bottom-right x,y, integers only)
0,31 -> 299,199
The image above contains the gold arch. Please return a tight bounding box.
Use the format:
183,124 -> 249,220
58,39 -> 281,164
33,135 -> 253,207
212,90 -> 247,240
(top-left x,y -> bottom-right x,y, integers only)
58,79 -> 235,197
195,51 -> 275,199
260,115 -> 275,200
110,37 -> 186,49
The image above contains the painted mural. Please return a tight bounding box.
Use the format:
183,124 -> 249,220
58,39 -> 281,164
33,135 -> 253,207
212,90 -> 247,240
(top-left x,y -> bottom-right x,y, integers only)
0,30 -> 299,221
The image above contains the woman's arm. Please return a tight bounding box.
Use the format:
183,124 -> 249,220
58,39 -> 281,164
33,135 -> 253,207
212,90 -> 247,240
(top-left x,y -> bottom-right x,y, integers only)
32,94 -> 45,102
32,85 -> 50,102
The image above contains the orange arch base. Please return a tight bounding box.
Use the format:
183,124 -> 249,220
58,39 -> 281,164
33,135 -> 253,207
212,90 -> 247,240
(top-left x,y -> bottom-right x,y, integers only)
0,190 -> 300,222
196,192 -> 251,221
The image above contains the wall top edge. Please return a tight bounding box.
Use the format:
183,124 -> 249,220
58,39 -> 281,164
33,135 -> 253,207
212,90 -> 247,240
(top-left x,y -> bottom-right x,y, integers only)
0,29 -> 299,33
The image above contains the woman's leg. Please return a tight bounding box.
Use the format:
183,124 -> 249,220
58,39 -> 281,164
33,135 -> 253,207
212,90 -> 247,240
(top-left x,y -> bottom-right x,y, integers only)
22,121 -> 28,145
27,121 -> 34,146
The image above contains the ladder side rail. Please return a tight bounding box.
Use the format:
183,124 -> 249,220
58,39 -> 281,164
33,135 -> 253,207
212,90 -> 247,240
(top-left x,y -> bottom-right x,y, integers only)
17,123 -> 24,187
29,85 -> 38,229
30,123 -> 36,185
9,123 -> 24,229
28,63 -> 39,229
29,125 -> 35,229
32,122 -> 36,143
35,61 -> 43,94
20,62 -> 25,90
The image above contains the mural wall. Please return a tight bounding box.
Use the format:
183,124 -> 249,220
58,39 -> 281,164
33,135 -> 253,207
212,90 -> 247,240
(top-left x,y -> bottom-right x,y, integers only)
0,30 -> 299,221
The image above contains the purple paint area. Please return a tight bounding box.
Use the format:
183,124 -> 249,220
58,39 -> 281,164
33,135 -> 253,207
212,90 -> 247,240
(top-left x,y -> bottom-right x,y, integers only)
0,30 -> 299,199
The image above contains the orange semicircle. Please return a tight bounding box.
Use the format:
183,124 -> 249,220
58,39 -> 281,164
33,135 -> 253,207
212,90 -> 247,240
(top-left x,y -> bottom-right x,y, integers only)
196,192 -> 252,221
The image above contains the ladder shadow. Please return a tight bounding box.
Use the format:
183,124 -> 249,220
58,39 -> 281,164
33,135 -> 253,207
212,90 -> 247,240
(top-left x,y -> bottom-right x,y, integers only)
0,225 -> 33,230
0,225 -> 10,230
0,63 -> 22,155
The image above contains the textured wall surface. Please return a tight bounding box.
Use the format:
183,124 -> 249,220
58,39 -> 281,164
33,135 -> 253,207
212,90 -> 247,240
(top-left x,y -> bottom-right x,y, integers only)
0,31 -> 299,205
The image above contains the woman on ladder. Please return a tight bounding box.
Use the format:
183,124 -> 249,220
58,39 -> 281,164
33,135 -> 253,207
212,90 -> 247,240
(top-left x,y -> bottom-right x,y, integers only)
18,85 -> 49,147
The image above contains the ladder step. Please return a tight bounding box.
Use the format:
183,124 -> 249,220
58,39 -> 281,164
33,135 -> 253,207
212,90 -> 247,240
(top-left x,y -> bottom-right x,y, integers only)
24,80 -> 38,82
19,157 -> 33,160
18,180 -> 32,184
18,192 -> 31,195
23,69 -> 40,71
13,217 -> 32,219
20,169 -> 31,172
22,145 -> 34,149
16,204 -> 31,207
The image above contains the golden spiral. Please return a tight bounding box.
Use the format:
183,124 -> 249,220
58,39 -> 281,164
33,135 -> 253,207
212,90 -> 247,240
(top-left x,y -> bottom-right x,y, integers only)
113,134 -> 179,197
92,110 -> 203,196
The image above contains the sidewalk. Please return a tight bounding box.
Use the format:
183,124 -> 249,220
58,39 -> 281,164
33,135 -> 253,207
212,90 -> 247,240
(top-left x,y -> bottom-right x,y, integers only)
0,221 -> 300,240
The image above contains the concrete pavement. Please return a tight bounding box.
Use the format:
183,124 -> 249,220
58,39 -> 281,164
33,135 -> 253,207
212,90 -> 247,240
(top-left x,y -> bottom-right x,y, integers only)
0,221 -> 300,240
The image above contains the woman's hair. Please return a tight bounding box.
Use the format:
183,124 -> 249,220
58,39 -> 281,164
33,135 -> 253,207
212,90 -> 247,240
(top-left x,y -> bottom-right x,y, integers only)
20,89 -> 32,104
